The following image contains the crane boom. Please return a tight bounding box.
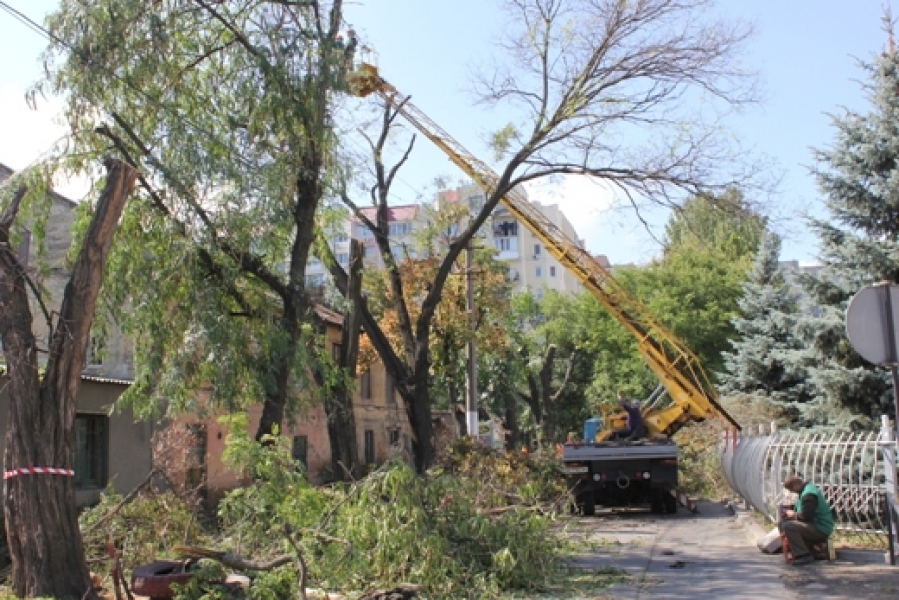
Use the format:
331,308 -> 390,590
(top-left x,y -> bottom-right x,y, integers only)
347,64 -> 741,435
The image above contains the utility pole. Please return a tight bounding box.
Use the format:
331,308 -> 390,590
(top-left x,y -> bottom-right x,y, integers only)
466,239 -> 479,440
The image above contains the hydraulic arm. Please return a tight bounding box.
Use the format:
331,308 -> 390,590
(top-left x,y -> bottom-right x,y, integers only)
347,64 -> 741,437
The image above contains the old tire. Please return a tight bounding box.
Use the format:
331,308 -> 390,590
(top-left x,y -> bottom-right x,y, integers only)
131,560 -> 197,598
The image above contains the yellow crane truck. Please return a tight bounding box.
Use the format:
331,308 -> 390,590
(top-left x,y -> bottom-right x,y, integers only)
346,63 -> 742,515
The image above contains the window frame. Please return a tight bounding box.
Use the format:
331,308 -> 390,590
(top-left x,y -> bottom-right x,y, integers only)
360,370 -> 371,400
364,429 -> 375,464
74,413 -> 109,490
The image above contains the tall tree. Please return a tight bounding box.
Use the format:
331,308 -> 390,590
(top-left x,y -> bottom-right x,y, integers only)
794,24 -> 899,426
333,0 -> 757,469
575,191 -> 765,407
719,232 -> 811,408
508,290 -> 592,444
0,160 -> 137,599
43,1 -> 350,446
664,190 -> 767,259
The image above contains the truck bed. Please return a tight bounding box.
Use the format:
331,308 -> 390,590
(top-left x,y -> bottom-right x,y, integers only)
562,439 -> 678,461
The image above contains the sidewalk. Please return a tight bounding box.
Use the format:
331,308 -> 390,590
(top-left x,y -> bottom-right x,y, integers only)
562,501 -> 897,599
732,504 -> 897,599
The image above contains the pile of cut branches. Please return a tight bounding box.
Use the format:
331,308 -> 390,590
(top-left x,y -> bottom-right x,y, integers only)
76,426 -> 568,599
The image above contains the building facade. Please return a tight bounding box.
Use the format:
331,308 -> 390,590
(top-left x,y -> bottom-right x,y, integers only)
438,183 -> 586,296
0,163 -> 149,506
306,182 -> 588,297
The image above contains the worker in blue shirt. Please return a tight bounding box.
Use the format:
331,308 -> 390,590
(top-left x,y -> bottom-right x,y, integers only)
613,391 -> 646,441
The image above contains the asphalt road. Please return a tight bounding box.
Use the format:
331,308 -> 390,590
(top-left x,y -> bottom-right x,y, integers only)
561,501 -> 897,599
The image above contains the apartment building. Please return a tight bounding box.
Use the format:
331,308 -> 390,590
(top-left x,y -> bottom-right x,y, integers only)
439,183 -> 586,296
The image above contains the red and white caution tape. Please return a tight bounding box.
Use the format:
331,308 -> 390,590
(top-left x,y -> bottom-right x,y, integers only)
4,467 -> 75,479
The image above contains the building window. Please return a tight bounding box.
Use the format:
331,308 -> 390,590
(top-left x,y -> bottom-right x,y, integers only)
360,370 -> 371,399
389,429 -> 400,446
385,373 -> 395,404
337,252 -> 349,265
363,245 -> 374,258
536,267 -> 542,277
75,414 -> 108,490
494,221 -> 518,236
335,233 -> 349,243
332,342 -> 342,363
534,244 -> 541,256
550,266 -> 556,277
84,335 -> 105,367
364,429 -> 375,464
389,222 -> 412,236
292,435 -> 308,468
495,237 -> 517,252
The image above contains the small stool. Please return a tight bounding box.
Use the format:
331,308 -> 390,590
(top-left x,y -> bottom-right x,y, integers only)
782,534 -> 835,563
811,538 -> 836,561
780,531 -> 793,563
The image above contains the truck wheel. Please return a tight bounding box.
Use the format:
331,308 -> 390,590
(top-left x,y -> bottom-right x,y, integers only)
579,490 -> 595,516
664,490 -> 678,514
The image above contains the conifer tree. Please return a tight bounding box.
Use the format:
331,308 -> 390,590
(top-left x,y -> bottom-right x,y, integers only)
797,24 -> 899,426
719,233 -> 811,409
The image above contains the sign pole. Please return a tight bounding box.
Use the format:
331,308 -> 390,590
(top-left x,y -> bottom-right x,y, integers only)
881,283 -> 899,435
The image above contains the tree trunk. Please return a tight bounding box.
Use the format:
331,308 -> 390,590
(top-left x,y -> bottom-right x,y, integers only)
256,165 -> 320,440
1,159 -> 136,599
402,362 -> 435,473
503,393 -> 521,450
325,240 -> 362,480
539,345 -> 558,442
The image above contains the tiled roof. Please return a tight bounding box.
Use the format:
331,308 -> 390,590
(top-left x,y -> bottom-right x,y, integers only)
355,204 -> 418,223
313,303 -> 344,325
80,374 -> 133,385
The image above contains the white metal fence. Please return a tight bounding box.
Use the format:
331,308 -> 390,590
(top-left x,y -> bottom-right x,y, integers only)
720,416 -> 898,559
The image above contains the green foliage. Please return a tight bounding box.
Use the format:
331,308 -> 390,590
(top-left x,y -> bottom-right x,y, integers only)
506,290 -> 599,441
179,430 -> 566,599
0,165 -> 56,289
790,36 -> 899,426
41,0 -> 347,425
78,487 -> 211,577
719,232 -> 813,419
490,123 -> 520,161
663,190 -> 766,259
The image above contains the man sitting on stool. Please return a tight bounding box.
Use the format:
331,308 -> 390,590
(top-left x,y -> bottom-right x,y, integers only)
780,474 -> 834,565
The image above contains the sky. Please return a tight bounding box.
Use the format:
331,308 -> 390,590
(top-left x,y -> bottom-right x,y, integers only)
0,1 -> 891,265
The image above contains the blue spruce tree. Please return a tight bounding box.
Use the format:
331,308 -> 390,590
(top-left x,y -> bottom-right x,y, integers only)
720,232 -> 811,414
798,29 -> 899,427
